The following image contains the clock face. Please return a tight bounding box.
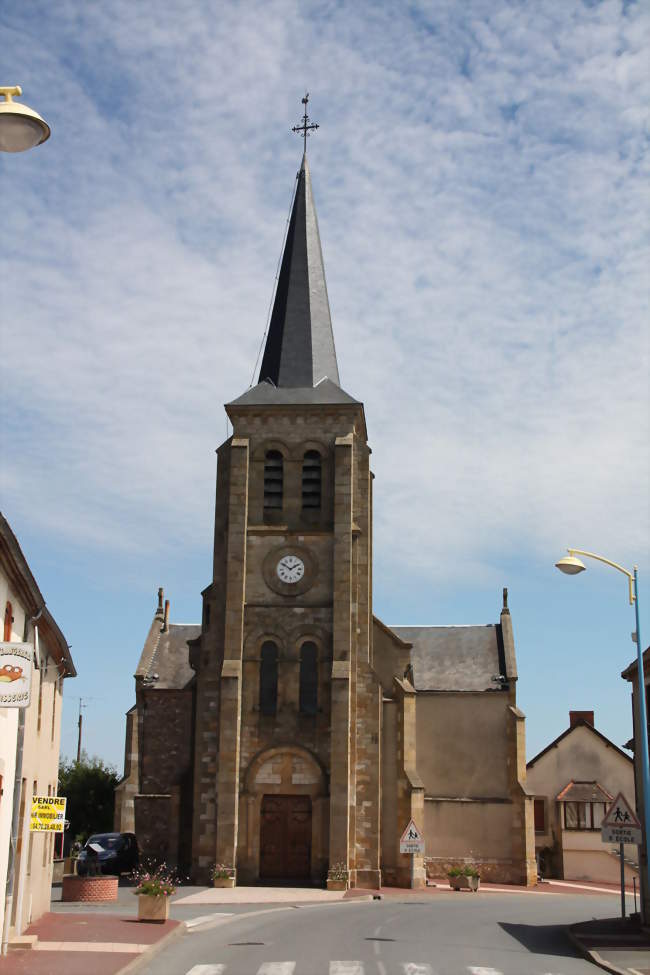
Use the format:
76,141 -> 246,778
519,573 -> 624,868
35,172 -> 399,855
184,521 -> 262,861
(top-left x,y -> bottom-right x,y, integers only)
276,554 -> 305,584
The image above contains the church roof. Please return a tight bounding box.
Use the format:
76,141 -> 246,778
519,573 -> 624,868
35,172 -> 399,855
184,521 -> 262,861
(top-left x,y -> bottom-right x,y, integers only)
257,153 -> 340,391
228,377 -> 359,408
389,624 -> 506,692
139,622 -> 199,690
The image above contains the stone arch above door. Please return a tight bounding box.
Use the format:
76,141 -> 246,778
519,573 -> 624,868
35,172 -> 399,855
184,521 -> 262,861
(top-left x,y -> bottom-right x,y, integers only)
238,745 -> 329,884
244,744 -> 327,798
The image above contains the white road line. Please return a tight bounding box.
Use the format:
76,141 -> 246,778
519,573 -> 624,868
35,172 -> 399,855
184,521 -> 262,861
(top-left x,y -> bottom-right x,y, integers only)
468,968 -> 504,975
330,964 -> 364,975
185,913 -> 234,929
257,964 -> 296,975
403,965 -> 433,975
185,966 -> 226,975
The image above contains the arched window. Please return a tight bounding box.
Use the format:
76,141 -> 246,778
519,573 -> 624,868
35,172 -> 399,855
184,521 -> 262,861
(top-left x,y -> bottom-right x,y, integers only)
299,641 -> 318,715
259,641 -> 279,715
264,451 -> 283,510
302,451 -> 321,509
4,601 -> 13,642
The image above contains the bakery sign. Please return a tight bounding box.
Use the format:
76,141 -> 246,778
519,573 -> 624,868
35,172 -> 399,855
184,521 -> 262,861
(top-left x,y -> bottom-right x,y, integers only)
0,643 -> 33,708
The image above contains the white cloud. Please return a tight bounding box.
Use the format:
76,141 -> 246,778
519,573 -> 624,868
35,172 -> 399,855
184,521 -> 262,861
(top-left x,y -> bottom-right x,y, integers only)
1,0 -> 648,588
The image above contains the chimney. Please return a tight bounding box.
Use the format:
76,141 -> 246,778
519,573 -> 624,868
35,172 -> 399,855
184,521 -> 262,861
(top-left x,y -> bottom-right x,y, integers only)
570,710 -> 594,728
162,599 -> 170,633
155,587 -> 164,620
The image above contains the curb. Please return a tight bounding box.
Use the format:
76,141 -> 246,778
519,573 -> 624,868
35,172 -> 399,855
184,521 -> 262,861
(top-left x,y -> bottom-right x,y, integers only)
566,926 -> 631,975
117,921 -> 185,975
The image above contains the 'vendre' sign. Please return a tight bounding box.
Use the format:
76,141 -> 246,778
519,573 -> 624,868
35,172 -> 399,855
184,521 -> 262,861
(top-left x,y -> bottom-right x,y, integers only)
30,796 -> 67,832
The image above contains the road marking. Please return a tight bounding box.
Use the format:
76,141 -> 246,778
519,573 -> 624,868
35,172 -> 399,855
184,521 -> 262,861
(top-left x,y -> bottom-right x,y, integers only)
185,966 -> 226,975
330,964 -> 364,975
185,913 -> 234,930
403,965 -> 433,975
468,968 -> 503,975
257,965 -> 296,975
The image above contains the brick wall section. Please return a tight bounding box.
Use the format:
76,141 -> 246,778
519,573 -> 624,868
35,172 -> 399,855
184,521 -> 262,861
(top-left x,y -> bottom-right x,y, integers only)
141,690 -> 193,795
61,875 -> 119,902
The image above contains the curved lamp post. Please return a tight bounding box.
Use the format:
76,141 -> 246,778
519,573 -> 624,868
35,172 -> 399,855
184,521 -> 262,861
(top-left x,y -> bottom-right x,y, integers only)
0,86 -> 50,153
555,548 -> 649,906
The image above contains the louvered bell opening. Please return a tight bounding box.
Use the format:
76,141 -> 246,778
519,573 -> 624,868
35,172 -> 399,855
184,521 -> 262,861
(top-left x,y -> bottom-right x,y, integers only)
302,451 -> 321,510
264,451 -> 283,510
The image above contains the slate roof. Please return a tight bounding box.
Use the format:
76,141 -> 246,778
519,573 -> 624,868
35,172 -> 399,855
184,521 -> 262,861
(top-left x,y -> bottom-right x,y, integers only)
143,623 -> 199,690
258,153 -> 340,390
556,780 -> 614,803
228,377 -> 359,408
389,624 -> 506,692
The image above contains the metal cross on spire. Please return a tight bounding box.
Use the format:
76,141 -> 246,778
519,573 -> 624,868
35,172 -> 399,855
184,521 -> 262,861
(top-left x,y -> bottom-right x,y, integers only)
292,93 -> 319,153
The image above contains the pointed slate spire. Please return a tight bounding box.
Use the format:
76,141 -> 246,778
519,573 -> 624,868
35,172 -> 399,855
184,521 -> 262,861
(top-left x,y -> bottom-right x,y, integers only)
258,153 -> 340,388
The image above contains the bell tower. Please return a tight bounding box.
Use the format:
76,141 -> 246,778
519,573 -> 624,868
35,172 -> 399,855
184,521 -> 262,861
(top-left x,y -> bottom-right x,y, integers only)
190,98 -> 381,888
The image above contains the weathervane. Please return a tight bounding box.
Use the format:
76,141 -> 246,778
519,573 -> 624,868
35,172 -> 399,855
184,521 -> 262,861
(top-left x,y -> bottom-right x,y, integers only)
292,93 -> 319,152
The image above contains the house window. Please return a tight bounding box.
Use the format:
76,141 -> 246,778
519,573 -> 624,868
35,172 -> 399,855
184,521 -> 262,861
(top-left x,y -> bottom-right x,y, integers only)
564,801 -> 608,830
299,642 -> 318,715
302,451 -> 321,509
4,601 -> 12,641
533,798 -> 546,833
259,641 -> 279,716
263,451 -> 283,510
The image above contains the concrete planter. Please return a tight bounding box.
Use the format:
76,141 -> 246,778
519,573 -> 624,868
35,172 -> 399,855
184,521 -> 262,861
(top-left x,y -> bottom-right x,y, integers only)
448,874 -> 480,892
326,879 -> 348,891
137,893 -> 171,922
61,873 -> 119,902
212,876 -> 235,888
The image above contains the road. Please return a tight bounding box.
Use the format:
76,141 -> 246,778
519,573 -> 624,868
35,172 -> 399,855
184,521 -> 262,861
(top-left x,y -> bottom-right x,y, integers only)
135,888 -> 622,975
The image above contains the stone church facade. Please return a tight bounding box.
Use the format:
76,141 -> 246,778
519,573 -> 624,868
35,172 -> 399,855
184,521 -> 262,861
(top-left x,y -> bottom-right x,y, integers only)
115,149 -> 536,888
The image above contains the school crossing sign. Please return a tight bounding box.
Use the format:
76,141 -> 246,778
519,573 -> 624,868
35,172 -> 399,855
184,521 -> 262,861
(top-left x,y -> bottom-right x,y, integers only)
400,819 -> 425,855
601,792 -> 642,846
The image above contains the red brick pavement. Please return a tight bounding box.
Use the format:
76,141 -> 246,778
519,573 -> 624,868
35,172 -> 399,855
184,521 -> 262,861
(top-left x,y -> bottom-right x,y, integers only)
0,912 -> 180,975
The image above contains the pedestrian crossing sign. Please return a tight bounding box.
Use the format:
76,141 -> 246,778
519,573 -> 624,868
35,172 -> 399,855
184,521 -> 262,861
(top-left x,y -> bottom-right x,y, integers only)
400,819 -> 425,854
601,792 -> 642,845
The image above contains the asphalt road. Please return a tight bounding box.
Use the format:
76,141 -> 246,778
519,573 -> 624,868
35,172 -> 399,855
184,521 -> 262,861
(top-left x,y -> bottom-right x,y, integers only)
135,890 -> 622,975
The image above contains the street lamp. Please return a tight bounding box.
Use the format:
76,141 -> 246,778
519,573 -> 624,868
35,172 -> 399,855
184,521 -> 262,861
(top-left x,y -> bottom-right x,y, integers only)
0,87 -> 50,153
555,548 -> 649,905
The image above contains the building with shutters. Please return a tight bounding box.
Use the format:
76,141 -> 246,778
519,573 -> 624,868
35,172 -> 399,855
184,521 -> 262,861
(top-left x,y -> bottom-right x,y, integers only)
115,142 -> 536,889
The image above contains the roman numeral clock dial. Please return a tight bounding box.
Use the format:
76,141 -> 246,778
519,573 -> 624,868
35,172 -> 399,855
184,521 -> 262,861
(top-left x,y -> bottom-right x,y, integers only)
276,555 -> 305,584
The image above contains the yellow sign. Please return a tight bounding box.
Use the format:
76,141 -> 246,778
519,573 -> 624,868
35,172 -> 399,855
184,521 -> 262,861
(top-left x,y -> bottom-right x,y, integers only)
30,796 -> 67,832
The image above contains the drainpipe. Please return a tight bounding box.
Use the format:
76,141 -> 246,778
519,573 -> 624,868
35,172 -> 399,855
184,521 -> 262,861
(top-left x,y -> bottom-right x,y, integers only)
1,607 -> 43,955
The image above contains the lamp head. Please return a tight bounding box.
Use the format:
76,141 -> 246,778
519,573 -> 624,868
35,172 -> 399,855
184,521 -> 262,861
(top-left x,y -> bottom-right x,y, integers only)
555,555 -> 586,576
0,87 -> 50,153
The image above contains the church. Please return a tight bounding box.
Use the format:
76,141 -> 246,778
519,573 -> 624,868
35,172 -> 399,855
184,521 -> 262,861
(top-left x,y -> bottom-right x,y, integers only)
115,106 -> 536,889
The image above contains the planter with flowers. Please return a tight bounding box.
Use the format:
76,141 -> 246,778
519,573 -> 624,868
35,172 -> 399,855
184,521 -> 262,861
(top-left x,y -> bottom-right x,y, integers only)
132,863 -> 178,921
211,863 -> 235,888
326,862 -> 349,891
447,865 -> 480,892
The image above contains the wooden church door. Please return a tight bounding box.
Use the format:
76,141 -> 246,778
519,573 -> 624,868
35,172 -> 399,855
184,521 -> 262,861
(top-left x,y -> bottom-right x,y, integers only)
260,795 -> 311,880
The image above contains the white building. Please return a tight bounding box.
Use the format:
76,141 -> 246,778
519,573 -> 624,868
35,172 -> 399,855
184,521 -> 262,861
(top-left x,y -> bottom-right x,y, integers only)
0,514 -> 75,951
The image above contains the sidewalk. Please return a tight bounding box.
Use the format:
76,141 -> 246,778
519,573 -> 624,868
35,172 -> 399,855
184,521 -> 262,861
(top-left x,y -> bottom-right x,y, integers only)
0,911 -> 181,975
569,916 -> 650,975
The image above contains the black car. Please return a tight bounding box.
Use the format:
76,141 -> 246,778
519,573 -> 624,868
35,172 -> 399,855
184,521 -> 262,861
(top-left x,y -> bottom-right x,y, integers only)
76,832 -> 139,876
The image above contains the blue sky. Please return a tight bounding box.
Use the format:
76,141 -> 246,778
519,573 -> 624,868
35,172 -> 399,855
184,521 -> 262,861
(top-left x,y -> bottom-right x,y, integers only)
1,0 -> 648,773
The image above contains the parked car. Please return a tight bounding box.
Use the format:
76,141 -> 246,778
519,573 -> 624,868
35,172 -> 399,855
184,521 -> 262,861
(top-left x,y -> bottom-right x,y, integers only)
76,832 -> 138,876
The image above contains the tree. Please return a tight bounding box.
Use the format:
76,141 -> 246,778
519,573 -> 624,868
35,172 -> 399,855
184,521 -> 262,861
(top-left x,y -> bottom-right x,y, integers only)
58,752 -> 119,846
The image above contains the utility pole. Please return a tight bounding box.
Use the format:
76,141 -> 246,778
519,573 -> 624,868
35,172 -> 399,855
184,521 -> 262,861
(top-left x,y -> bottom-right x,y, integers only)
76,698 -> 86,763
